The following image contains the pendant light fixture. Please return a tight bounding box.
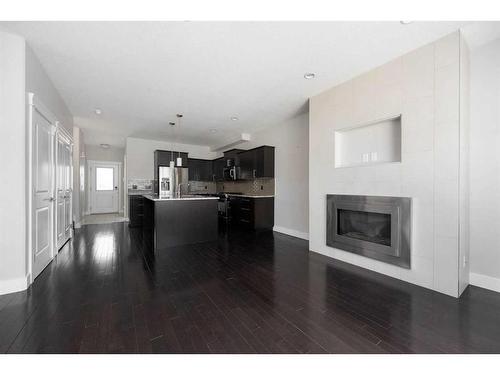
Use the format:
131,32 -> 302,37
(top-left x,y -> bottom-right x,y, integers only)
176,114 -> 183,167
169,121 -> 175,162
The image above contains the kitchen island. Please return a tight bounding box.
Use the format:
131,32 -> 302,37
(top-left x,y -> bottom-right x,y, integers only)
142,194 -> 219,251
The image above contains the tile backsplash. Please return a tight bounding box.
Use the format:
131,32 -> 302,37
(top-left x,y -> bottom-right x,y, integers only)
128,179 -> 153,190
129,178 -> 275,196
217,178 -> 275,196
188,181 -> 217,194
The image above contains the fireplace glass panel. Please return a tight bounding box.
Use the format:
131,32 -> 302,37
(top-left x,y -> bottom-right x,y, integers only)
337,209 -> 391,246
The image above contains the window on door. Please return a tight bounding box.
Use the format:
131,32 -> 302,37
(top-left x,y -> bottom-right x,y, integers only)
96,167 -> 114,191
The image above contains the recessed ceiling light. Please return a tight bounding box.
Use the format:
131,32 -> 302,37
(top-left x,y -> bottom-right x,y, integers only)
94,108 -> 102,115
230,116 -> 239,121
304,73 -> 316,80
100,143 -> 110,149
400,21 -> 413,25
209,128 -> 217,133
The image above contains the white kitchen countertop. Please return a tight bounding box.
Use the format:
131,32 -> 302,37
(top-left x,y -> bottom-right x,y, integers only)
143,194 -> 219,202
226,194 -> 275,198
128,189 -> 153,196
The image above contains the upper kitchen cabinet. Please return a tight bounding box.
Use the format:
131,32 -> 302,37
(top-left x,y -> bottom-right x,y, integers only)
213,157 -> 225,181
154,149 -> 188,167
188,158 -> 213,181
239,146 -> 275,179
223,148 -> 243,166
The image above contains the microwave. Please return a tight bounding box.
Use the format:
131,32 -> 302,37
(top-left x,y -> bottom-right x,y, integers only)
223,165 -> 240,181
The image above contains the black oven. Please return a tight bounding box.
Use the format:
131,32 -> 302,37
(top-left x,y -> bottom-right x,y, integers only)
218,192 -> 242,221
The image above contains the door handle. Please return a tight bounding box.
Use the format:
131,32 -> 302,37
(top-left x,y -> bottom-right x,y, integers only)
44,197 -> 55,202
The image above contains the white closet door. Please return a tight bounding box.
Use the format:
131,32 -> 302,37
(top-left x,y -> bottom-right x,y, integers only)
32,105 -> 55,280
56,137 -> 66,248
64,142 -> 72,240
55,131 -> 72,250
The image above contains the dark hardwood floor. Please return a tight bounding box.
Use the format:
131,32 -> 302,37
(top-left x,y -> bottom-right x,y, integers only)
1,222 -> 500,353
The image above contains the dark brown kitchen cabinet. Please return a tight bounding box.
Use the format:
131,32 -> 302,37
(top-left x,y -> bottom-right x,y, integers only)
129,195 -> 145,227
188,158 -> 213,181
238,150 -> 255,180
154,150 -> 188,167
238,146 -> 275,180
213,157 -> 225,181
223,148 -> 243,166
230,196 -> 274,230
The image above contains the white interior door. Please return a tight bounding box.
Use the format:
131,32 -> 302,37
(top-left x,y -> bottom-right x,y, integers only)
32,105 -> 55,279
56,132 -> 73,249
90,162 -> 119,214
56,137 -> 66,248
63,141 -> 72,239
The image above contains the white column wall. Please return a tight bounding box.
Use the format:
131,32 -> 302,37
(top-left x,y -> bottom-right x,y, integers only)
0,31 -> 28,294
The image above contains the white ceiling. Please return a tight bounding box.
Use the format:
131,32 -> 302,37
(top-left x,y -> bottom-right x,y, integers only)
1,21 -> 470,147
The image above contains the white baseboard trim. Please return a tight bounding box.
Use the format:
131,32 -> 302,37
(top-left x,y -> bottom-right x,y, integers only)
273,226 -> 309,240
470,272 -> 500,293
0,275 -> 29,296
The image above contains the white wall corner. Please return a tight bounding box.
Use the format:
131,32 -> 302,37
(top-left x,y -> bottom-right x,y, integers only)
0,275 -> 29,296
273,226 -> 309,241
470,273 -> 500,294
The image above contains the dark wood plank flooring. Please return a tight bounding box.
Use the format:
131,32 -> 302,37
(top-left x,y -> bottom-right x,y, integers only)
1,222 -> 500,353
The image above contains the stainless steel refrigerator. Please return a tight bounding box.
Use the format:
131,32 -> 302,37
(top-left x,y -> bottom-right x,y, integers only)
158,164 -> 189,197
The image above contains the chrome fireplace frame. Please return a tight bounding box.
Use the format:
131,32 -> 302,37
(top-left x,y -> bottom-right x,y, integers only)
326,195 -> 411,269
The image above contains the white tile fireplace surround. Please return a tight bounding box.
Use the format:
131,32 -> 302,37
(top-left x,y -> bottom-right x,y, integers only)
309,31 -> 470,298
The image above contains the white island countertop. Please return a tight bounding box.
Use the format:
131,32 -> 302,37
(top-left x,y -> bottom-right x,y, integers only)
226,194 -> 275,198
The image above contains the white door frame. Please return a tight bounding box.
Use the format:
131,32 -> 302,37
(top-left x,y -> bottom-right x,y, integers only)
87,160 -> 122,214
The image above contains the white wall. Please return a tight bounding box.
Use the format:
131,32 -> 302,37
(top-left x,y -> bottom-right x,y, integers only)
469,37 -> 500,293
0,31 -> 27,294
458,35 -> 471,295
126,137 -> 216,180
25,45 -> 73,133
309,32 -> 468,297
238,113 -> 309,239
0,32 -> 74,295
85,144 -> 125,163
72,127 -> 87,226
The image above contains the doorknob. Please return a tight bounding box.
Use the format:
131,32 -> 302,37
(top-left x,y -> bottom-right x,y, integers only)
44,197 -> 55,202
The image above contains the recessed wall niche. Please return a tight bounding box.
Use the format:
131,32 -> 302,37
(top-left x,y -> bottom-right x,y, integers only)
334,115 -> 402,168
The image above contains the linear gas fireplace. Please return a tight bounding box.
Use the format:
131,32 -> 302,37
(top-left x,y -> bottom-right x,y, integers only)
327,195 -> 411,268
